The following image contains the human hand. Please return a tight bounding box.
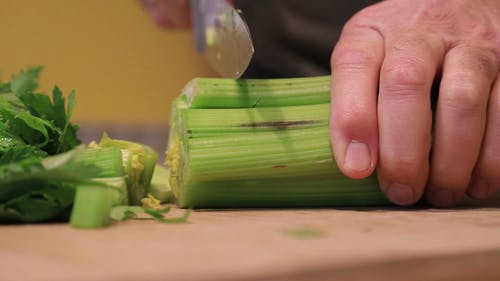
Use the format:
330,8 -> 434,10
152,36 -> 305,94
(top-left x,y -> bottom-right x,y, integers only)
138,0 -> 190,28
330,0 -> 500,207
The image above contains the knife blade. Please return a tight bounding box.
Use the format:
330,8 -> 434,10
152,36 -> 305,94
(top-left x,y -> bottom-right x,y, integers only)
190,0 -> 254,79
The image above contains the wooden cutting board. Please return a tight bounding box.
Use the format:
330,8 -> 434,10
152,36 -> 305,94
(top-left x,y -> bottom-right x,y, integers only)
1,196 -> 500,281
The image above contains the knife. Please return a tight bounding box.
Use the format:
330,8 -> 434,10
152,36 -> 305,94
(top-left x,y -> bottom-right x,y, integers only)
190,0 -> 254,78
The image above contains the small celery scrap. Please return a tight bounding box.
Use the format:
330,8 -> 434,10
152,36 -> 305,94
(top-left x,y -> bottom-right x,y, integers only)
148,164 -> 174,203
96,133 -> 158,205
71,134 -> 182,228
141,193 -> 161,210
110,204 -> 191,224
283,228 -> 326,239
107,193 -> 191,224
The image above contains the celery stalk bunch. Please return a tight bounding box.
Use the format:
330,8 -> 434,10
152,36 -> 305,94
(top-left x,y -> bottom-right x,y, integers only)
167,76 -> 389,208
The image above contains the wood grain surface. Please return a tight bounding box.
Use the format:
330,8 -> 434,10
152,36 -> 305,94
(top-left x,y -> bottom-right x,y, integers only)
1,196 -> 500,281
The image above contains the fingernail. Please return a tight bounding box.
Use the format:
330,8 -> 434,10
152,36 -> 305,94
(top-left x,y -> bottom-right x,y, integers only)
430,189 -> 456,207
468,180 -> 490,199
386,183 -> 414,206
344,141 -> 371,172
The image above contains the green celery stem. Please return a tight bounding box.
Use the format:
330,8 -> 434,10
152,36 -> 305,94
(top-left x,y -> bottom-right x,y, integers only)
70,185 -> 114,228
167,76 -> 390,208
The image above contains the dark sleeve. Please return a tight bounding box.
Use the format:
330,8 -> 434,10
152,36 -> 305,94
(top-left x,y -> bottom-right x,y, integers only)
234,0 -> 380,78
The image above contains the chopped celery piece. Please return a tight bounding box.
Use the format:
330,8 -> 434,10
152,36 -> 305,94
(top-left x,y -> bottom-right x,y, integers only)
70,185 -> 115,228
148,164 -> 173,203
93,177 -> 128,206
72,146 -> 124,178
97,133 -> 158,205
70,177 -> 127,228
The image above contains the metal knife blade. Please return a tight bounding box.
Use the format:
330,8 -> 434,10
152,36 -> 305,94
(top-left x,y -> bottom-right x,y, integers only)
190,0 -> 254,79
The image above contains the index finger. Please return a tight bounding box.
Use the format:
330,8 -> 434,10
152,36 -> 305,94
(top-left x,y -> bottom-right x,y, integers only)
330,26 -> 384,179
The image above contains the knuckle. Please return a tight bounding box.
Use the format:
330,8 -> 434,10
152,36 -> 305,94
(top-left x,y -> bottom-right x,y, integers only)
466,23 -> 497,42
382,58 -> 429,92
471,51 -> 497,74
450,45 -> 498,75
332,47 -> 378,72
440,81 -> 486,114
382,155 -> 422,181
391,36 -> 431,53
331,104 -> 373,133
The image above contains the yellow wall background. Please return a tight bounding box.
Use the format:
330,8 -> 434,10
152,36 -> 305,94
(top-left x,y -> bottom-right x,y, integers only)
0,0 -> 215,126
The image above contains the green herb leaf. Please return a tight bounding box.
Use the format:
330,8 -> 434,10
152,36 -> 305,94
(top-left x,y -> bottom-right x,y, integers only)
144,208 -> 190,224
10,66 -> 43,97
0,182 -> 75,223
159,209 -> 191,224
0,146 -> 101,211
0,81 -> 10,94
122,210 -> 137,220
109,206 -> 144,221
1,66 -> 80,157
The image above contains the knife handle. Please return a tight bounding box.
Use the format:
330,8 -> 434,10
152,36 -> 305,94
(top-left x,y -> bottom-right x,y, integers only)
190,0 -> 205,52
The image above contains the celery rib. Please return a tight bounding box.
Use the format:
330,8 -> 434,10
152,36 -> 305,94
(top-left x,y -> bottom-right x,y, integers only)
184,76 -> 331,108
